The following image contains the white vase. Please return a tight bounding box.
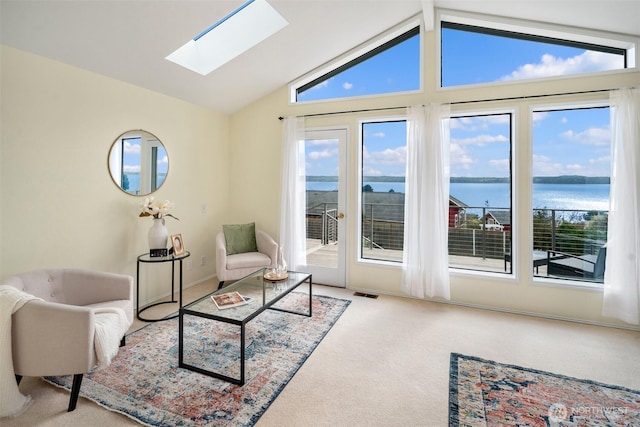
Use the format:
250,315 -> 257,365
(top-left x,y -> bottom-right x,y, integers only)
148,218 -> 168,250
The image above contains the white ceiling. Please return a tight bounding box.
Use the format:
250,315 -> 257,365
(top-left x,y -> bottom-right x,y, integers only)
2,0 -> 639,114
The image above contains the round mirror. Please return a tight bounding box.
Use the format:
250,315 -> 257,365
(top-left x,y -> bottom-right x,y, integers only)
108,130 -> 169,196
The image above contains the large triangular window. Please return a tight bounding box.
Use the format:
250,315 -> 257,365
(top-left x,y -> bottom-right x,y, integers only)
292,22 -> 421,103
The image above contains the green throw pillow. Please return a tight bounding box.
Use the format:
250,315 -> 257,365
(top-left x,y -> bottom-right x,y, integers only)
223,222 -> 258,255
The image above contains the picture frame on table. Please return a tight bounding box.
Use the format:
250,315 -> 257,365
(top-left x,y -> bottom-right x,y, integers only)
170,233 -> 186,256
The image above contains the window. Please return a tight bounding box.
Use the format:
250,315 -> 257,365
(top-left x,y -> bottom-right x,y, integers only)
293,24 -> 421,103
449,113 -> 513,274
440,15 -> 632,88
359,120 -> 407,263
531,105 -> 610,285
121,137 -> 141,194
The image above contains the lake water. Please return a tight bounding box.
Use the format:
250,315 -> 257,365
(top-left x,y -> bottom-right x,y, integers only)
123,173 -> 166,194
307,181 -> 610,211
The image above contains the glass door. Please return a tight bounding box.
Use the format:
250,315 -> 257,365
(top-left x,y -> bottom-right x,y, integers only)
303,128 -> 347,287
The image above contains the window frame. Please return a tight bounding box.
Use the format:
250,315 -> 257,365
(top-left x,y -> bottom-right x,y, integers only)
356,109 -> 519,277
357,116 -> 408,267
437,9 -> 638,90
447,108 -> 517,278
290,16 -> 423,105
529,100 -> 611,289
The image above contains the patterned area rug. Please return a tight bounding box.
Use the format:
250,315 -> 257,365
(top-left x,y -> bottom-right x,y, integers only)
449,353 -> 640,426
45,293 -> 350,426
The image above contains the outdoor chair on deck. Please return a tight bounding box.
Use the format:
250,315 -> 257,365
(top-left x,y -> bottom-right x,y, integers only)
547,245 -> 607,281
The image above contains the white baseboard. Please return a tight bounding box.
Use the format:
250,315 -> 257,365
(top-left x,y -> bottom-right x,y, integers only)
348,285 -> 640,332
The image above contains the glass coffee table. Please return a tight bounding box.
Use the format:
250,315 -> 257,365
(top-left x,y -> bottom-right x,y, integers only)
178,268 -> 312,385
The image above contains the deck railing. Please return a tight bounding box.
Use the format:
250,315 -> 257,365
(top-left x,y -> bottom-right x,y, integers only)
307,203 -> 608,277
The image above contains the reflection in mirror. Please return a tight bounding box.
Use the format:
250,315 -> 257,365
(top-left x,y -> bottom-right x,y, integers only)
108,130 -> 168,196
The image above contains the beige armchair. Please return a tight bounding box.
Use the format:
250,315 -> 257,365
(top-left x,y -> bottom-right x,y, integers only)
216,228 -> 278,289
2,268 -> 133,412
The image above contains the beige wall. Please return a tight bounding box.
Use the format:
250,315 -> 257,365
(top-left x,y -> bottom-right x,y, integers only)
0,46 -> 228,305
229,31 -> 640,329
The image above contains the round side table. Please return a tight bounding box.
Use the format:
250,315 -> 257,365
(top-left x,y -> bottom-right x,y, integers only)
136,251 -> 190,322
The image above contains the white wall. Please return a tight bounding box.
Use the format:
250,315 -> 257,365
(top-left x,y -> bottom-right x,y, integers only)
228,30 -> 640,329
0,46 -> 229,305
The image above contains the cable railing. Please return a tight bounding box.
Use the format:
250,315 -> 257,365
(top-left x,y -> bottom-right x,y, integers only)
307,202 -> 608,280
307,203 -> 339,245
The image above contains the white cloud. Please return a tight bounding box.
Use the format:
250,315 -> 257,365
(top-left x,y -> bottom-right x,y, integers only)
561,126 -> 610,146
342,82 -> 353,90
369,131 -> 386,138
361,145 -> 407,176
123,164 -> 140,173
533,154 -> 567,175
500,50 -> 623,81
532,111 -> 549,123
533,159 -> 565,175
566,163 -> 584,172
533,155 -> 608,176
450,143 -> 475,170
307,138 -> 338,147
308,149 -> 336,160
368,146 -> 407,166
124,141 -> 140,154
450,117 -> 473,130
451,115 -> 510,132
452,134 -> 509,147
363,167 -> 383,176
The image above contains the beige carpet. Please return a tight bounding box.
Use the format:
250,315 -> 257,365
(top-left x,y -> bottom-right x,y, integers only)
4,280 -> 640,426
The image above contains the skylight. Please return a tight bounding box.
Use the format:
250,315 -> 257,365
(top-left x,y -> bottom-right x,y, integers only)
166,0 -> 288,75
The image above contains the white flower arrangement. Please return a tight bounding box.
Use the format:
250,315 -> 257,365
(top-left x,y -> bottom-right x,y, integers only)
139,197 -> 179,220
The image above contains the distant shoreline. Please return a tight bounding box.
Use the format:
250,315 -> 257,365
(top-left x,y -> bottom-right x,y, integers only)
306,175 -> 610,184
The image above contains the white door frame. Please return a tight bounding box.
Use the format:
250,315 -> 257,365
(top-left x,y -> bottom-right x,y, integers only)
303,127 -> 348,287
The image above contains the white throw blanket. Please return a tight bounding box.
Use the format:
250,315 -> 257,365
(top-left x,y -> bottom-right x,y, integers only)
0,286 -> 41,418
93,308 -> 131,369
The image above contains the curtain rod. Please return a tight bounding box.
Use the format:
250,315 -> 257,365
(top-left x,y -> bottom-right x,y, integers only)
277,88 -> 621,120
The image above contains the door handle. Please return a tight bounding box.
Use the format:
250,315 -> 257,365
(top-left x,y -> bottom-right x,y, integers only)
337,213 -> 345,219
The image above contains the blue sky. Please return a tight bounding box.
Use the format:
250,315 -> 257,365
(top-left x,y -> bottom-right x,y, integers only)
303,26 -> 619,179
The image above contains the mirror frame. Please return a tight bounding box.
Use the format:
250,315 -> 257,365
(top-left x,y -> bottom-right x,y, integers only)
108,129 -> 169,196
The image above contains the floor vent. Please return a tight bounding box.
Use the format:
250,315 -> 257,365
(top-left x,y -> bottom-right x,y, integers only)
353,292 -> 379,299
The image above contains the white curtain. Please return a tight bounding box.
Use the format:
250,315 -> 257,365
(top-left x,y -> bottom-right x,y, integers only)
602,87 -> 640,325
279,116 -> 307,270
402,104 -> 451,299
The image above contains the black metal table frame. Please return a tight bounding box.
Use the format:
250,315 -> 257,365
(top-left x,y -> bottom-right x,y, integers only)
178,271 -> 312,386
504,250 -> 556,273
136,251 -> 190,322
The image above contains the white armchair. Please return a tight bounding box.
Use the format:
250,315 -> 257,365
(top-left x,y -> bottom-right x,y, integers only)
1,269 -> 133,413
216,228 -> 278,289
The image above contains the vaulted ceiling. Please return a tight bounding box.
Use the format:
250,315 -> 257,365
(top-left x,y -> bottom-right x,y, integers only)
2,0 -> 639,114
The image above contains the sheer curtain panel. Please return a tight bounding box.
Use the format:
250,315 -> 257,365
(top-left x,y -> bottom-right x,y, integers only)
279,117 -> 307,270
402,104 -> 451,300
602,87 -> 640,325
